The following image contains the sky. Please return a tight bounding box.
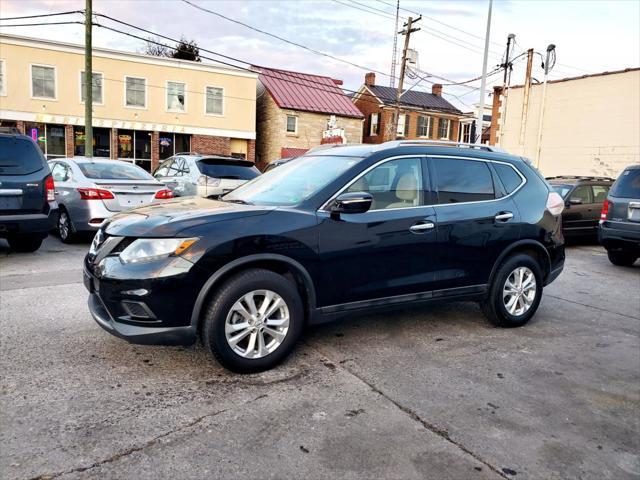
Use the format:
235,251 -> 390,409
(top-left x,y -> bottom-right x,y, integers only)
1,0 -> 639,111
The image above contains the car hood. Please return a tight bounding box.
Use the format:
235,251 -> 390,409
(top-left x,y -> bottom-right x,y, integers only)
104,197 -> 275,237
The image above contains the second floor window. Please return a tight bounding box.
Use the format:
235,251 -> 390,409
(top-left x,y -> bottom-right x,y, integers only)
205,86 -> 223,115
125,76 -> 146,108
31,65 -> 55,99
417,115 -> 432,137
81,71 -> 103,104
438,118 -> 451,139
167,81 -> 186,112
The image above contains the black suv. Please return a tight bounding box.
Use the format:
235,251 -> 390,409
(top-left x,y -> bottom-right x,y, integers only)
599,165 -> 640,266
546,176 -> 614,240
0,132 -> 57,252
84,141 -> 565,372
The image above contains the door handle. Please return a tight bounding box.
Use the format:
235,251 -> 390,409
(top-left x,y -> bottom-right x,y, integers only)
495,212 -> 514,222
410,221 -> 435,233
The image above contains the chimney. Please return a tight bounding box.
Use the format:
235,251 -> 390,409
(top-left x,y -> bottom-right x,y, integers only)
432,84 -> 443,96
365,72 -> 376,87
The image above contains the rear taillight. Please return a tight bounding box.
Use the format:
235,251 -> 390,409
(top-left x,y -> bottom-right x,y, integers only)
154,189 -> 174,199
45,175 -> 55,202
77,188 -> 115,200
546,191 -> 564,216
600,199 -> 611,223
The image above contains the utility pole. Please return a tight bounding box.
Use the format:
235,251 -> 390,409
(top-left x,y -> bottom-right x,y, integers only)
496,33 -> 515,146
534,44 -> 556,168
474,0 -> 493,144
393,15 -> 420,140
389,0 -> 400,87
518,48 -> 534,150
84,0 -> 93,158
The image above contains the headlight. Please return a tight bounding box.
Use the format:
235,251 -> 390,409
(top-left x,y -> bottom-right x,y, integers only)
119,238 -> 198,264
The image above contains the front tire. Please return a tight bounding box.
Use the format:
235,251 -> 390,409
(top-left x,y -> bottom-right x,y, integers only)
481,254 -> 544,328
607,249 -> 638,266
202,269 -> 304,373
7,234 -> 44,253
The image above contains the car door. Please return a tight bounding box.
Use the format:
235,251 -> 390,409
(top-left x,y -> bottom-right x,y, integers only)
317,156 -> 438,307
563,184 -> 594,234
429,156 -> 522,290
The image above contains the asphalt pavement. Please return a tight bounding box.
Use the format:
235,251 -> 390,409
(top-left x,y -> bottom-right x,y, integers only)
0,236 -> 638,480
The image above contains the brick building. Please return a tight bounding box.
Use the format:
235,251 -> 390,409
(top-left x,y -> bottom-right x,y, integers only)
352,72 -> 463,144
254,66 -> 364,167
0,34 -> 257,171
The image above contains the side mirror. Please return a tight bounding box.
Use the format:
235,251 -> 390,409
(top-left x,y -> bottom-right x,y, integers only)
331,192 -> 373,215
569,197 -> 583,205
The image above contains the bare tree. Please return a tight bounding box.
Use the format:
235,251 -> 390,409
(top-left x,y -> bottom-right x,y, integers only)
145,36 -> 201,62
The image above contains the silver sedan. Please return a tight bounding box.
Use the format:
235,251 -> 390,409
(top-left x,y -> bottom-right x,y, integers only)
48,157 -> 173,242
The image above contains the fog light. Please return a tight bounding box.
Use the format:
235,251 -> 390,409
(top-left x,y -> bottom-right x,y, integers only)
121,288 -> 149,296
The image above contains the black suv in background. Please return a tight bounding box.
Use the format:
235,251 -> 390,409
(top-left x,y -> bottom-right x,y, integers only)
599,165 -> 640,266
0,132 -> 57,252
547,176 -> 614,240
84,141 -> 565,372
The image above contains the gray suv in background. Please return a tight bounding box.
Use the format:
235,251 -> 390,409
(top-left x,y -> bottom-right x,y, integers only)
0,132 -> 58,252
599,165 -> 640,266
153,154 -> 260,198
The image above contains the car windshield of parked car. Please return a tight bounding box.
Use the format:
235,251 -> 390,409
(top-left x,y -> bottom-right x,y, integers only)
0,137 -> 45,175
78,161 -> 153,180
197,159 -> 260,180
223,155 -> 362,206
551,184 -> 572,198
611,169 -> 640,198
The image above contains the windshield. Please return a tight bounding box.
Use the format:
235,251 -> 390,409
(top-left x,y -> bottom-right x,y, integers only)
197,159 -> 260,180
551,184 -> 572,198
78,161 -> 153,180
224,155 -> 362,206
611,168 -> 640,198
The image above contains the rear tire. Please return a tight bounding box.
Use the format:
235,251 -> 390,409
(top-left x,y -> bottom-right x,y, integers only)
7,234 -> 43,253
201,269 -> 304,373
57,207 -> 77,244
607,249 -> 638,266
481,253 -> 544,328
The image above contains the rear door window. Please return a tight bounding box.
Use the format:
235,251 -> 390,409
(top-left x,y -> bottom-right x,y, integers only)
591,185 -> 610,204
154,158 -> 174,177
51,162 -> 71,182
0,136 -> 46,175
611,169 -> 640,198
569,185 -> 593,204
197,158 -> 260,180
432,158 -> 495,204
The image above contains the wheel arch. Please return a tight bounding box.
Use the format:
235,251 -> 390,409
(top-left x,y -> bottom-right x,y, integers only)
190,254 -> 317,332
488,240 -> 552,286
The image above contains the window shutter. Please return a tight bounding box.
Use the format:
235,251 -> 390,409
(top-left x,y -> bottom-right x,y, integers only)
376,113 -> 380,134
404,114 -> 409,136
428,117 -> 434,138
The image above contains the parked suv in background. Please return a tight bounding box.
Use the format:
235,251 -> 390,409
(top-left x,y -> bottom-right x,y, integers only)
599,165 -> 640,266
153,153 -> 260,198
547,175 -> 613,240
84,141 -> 565,372
0,132 -> 57,252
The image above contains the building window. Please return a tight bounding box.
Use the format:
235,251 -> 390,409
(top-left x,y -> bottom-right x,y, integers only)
117,129 -> 152,171
80,71 -> 103,104
74,126 -> 110,157
167,81 -> 186,112
396,114 -> 408,137
205,86 -> 223,115
460,123 -> 471,143
417,116 -> 432,137
0,60 -> 6,96
125,76 -> 146,108
438,118 -> 450,139
159,132 -> 191,160
369,113 -> 379,136
286,115 -> 297,134
25,123 -> 65,159
31,65 -> 56,99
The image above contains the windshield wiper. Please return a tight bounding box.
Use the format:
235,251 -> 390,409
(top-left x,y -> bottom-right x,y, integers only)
224,198 -> 252,205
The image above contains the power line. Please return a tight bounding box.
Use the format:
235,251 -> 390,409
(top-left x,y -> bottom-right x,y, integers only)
0,21 -> 84,27
0,10 -> 81,21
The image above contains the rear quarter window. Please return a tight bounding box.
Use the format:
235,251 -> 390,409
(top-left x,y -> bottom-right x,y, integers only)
197,159 -> 260,180
493,163 -> 524,194
611,168 -> 640,198
0,136 -> 46,176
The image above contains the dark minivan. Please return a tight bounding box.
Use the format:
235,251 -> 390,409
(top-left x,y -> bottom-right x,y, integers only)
84,141 -> 565,372
599,165 -> 640,266
0,132 -> 57,252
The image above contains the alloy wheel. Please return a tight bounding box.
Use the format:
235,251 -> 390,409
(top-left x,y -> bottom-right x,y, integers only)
225,289 -> 290,359
59,212 -> 69,240
502,266 -> 537,316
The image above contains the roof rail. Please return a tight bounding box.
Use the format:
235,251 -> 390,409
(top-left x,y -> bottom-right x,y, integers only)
374,139 -> 506,153
545,175 -> 615,181
175,151 -> 200,156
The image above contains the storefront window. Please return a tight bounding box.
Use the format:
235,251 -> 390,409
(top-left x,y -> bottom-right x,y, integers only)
116,129 -> 152,171
25,122 -> 65,159
159,132 -> 191,160
118,129 -> 134,159
74,126 -> 110,157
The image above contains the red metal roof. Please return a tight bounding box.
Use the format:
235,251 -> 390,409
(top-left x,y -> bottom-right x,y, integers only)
256,66 -> 364,119
280,147 -> 308,158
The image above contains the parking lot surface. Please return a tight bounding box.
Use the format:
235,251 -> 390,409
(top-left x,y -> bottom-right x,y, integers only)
1,236 -> 638,480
